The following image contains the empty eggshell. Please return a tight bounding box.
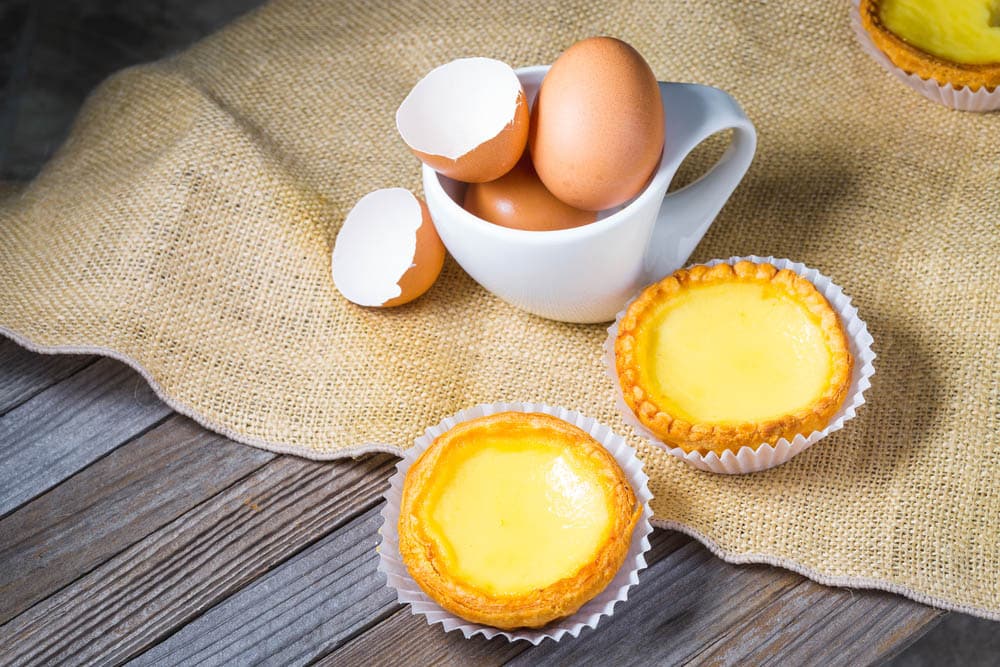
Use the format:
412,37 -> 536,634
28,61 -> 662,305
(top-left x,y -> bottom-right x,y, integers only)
463,154 -> 598,231
396,58 -> 529,183
332,188 -> 445,308
529,37 -> 665,211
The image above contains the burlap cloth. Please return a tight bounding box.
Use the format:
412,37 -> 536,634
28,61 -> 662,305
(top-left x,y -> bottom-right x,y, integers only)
0,0 -> 997,620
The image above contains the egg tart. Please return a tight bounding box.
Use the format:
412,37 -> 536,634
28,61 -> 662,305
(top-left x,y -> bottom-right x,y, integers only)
398,411 -> 640,630
859,0 -> 1000,91
615,262 -> 853,456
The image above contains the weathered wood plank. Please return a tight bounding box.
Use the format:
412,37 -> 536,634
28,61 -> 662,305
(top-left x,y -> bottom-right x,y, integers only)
0,338 -> 94,415
129,507 -> 395,667
687,577 -> 941,666
0,453 -> 397,666
0,357 -> 172,517
505,543 -> 940,666
129,481 -> 683,667
324,529 -> 695,667
317,605 -> 530,667
0,414 -> 274,625
881,613 -> 994,666
329,528 -> 939,667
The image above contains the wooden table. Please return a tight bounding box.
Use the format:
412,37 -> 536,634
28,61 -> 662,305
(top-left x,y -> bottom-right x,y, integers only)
0,338 -> 943,665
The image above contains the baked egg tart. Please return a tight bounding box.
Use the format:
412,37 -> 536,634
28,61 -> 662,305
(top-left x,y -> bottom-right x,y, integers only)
615,261 -> 853,456
859,0 -> 1000,91
398,411 -> 640,630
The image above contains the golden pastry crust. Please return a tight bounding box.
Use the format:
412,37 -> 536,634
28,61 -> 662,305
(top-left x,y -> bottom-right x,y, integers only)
615,261 -> 853,456
398,412 -> 640,630
860,0 -> 1000,91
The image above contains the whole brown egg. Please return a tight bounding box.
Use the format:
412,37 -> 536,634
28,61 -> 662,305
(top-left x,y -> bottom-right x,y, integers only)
463,154 -> 597,231
529,37 -> 665,212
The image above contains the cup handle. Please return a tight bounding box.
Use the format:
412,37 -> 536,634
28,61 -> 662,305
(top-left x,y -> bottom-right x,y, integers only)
642,83 -> 757,281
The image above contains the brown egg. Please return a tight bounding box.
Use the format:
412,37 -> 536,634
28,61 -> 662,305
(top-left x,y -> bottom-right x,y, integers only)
396,58 -> 529,184
529,37 -> 665,211
463,154 -> 597,231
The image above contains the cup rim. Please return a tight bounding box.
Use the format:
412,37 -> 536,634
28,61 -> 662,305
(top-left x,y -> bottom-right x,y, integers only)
421,64 -> 675,244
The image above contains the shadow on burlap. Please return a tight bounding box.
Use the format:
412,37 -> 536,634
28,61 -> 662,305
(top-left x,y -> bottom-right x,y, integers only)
0,0 -> 997,620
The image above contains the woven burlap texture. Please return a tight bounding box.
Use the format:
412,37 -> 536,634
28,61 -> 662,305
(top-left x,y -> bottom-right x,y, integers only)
0,0 -> 997,620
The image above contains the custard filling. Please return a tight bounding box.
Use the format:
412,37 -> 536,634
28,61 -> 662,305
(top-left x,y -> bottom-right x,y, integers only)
419,432 -> 613,596
879,0 -> 1000,65
635,282 -> 834,424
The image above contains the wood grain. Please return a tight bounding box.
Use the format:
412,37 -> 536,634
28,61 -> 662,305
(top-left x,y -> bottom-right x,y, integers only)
0,338 -> 93,415
0,453 -> 397,666
0,415 -> 273,625
686,577 -> 941,665
0,357 -> 173,517
317,605 -> 531,667
328,529 -> 940,667
130,507 -> 396,666
325,529 -> 697,667
505,540 -> 940,667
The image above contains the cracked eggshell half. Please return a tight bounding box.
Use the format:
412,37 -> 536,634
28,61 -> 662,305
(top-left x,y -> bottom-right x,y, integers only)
396,58 -> 529,183
332,188 -> 445,308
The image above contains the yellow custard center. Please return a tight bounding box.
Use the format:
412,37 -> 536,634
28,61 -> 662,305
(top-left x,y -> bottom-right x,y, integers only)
880,0 -> 1000,65
419,432 -> 613,596
636,282 -> 833,424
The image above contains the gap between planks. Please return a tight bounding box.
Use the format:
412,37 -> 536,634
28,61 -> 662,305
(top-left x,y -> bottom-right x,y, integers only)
0,355 -> 176,519
0,337 -> 95,417
0,345 -> 402,665
0,414 -> 274,625
0,442 -> 398,665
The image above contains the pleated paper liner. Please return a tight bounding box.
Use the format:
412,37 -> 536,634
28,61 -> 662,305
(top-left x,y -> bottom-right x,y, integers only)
377,402 -> 654,644
850,0 -> 1000,112
604,256 -> 876,474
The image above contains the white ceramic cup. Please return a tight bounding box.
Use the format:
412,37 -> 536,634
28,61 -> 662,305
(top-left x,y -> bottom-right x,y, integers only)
423,65 -> 757,323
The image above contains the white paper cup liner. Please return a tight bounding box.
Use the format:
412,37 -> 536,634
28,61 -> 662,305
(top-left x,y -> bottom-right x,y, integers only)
604,255 -> 876,475
377,402 -> 654,644
850,0 -> 1000,112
